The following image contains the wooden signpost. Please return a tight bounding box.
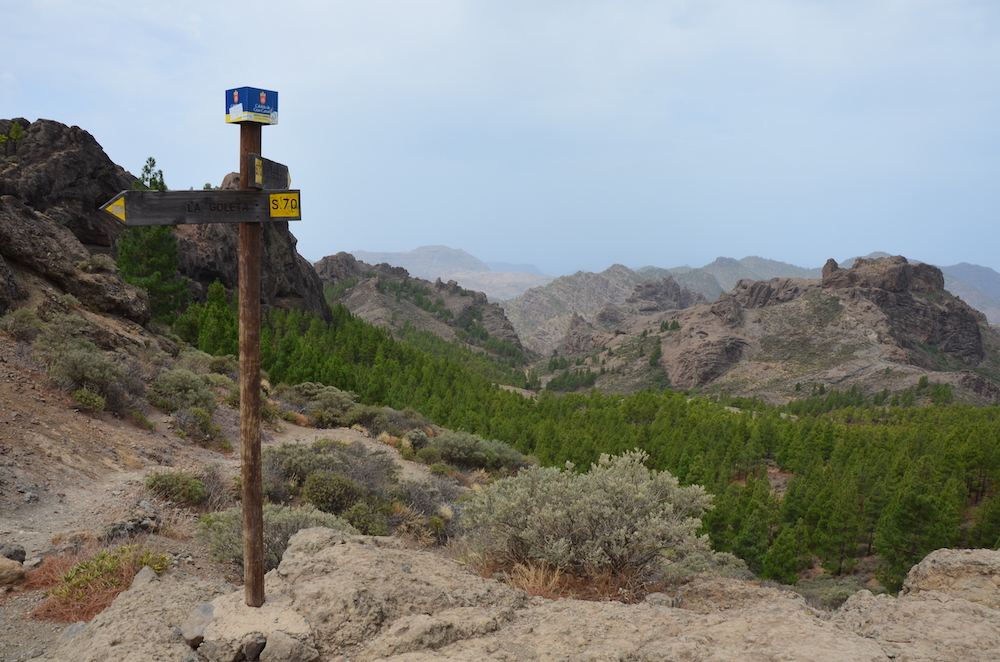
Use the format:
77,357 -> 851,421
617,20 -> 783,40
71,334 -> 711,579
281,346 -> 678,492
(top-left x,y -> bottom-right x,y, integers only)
101,86 -> 293,608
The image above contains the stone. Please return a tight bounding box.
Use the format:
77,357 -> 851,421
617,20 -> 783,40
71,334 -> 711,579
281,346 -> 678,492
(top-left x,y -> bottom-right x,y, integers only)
0,555 -> 25,584
180,603 -> 215,648
258,630 -> 319,662
0,542 -> 26,563
902,547 -> 1000,609
130,565 -> 159,589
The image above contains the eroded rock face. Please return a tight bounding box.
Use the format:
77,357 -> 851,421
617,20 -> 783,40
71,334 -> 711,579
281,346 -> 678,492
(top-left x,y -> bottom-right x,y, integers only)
316,252 -> 527,354
823,255 -> 945,293
731,277 -> 820,309
0,119 -> 133,249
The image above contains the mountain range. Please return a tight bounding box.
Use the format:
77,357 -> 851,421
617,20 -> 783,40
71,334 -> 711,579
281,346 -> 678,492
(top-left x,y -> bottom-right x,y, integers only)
349,246 -> 1000,328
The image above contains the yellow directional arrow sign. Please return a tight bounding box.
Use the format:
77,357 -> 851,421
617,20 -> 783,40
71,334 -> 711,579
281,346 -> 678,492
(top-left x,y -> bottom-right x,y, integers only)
100,189 -> 301,226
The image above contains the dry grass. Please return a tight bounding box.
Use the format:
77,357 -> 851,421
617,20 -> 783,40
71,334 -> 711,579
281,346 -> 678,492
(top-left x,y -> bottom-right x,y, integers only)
469,557 -> 661,604
389,503 -> 434,547
505,563 -> 568,600
27,544 -> 170,623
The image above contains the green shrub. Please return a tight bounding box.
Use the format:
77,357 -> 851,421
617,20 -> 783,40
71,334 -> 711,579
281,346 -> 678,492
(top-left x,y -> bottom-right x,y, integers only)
342,501 -> 388,536
51,343 -> 120,394
151,368 -> 216,413
202,372 -> 236,391
76,253 -> 118,274
401,429 -> 429,451
197,504 -> 357,570
429,431 -> 526,472
262,441 -> 396,504
429,463 -> 452,477
145,472 -> 207,506
415,446 -> 443,465
302,471 -> 364,515
207,354 -> 238,375
71,388 -> 106,413
462,450 -> 713,581
173,406 -> 221,441
0,307 -> 43,341
343,404 -> 397,436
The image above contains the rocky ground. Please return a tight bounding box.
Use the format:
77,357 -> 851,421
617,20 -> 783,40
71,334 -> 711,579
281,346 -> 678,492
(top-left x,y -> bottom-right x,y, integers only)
0,333 -> 428,662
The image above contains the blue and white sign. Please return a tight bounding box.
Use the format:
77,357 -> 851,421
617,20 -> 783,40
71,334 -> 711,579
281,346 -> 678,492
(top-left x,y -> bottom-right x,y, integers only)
225,87 -> 278,125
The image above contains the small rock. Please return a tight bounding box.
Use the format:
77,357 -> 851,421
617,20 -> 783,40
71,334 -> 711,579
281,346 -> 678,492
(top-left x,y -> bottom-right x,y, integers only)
0,556 -> 26,585
0,542 -> 26,563
181,603 -> 216,648
242,632 -> 267,660
130,565 -> 159,589
259,630 -> 320,662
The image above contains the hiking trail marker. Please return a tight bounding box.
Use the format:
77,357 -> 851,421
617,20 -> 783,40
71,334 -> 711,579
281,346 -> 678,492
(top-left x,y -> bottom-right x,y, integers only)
100,86 -> 295,608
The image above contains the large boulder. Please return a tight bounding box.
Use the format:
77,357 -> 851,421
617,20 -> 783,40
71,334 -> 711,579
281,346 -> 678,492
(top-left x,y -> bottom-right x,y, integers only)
901,547 -> 1000,609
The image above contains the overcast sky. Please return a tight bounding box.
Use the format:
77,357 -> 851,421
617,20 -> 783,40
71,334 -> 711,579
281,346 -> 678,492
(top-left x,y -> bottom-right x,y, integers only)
4,1 -> 1000,276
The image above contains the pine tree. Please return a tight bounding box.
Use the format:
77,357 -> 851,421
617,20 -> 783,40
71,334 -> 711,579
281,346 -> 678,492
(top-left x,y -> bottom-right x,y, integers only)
116,157 -> 189,323
875,457 -> 963,591
197,280 -> 238,356
760,519 -> 812,584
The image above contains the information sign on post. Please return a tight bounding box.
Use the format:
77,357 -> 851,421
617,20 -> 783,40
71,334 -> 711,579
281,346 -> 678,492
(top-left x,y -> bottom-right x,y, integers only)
100,86 -> 296,609
225,87 -> 278,125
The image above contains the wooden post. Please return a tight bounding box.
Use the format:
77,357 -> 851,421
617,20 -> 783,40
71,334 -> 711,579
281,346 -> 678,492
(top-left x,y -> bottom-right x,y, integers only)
239,122 -> 265,607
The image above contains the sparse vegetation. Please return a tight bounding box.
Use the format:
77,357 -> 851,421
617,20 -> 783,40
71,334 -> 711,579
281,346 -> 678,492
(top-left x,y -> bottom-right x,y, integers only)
31,545 -> 170,622
461,450 -> 719,599
145,471 -> 207,507
197,504 -> 357,571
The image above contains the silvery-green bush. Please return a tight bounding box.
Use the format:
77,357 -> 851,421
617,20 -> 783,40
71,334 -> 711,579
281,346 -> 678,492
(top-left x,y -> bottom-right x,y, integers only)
462,449 -> 713,577
198,504 -> 357,570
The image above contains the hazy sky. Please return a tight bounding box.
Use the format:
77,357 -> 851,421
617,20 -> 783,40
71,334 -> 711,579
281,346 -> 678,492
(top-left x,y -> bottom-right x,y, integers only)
4,1 -> 1000,276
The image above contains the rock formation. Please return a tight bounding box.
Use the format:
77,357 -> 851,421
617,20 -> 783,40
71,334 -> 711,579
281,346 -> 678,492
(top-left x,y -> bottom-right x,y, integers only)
316,252 -> 526,355
37,530 -> 1000,662
0,195 -> 149,323
0,118 -> 330,322
0,119 -> 133,249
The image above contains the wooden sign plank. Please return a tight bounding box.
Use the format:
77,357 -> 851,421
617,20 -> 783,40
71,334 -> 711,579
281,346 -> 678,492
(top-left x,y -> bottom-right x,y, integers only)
248,153 -> 291,190
100,189 -> 301,226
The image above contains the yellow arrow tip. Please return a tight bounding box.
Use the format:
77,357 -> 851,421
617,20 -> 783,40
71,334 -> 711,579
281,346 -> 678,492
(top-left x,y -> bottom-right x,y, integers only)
102,193 -> 127,223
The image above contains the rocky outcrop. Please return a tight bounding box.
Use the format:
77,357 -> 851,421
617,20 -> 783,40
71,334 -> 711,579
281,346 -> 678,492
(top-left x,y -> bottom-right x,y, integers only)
823,255 -> 945,293
731,277 -> 820,309
824,256 -> 986,368
0,195 -> 149,323
0,119 -> 330,322
171,172 -> 331,320
671,335 -> 752,387
0,119 -> 133,249
314,251 -> 366,284
38,532 -> 1000,662
624,276 -> 707,312
901,548 -> 1000,609
560,312 -> 606,354
553,276 -> 706,359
